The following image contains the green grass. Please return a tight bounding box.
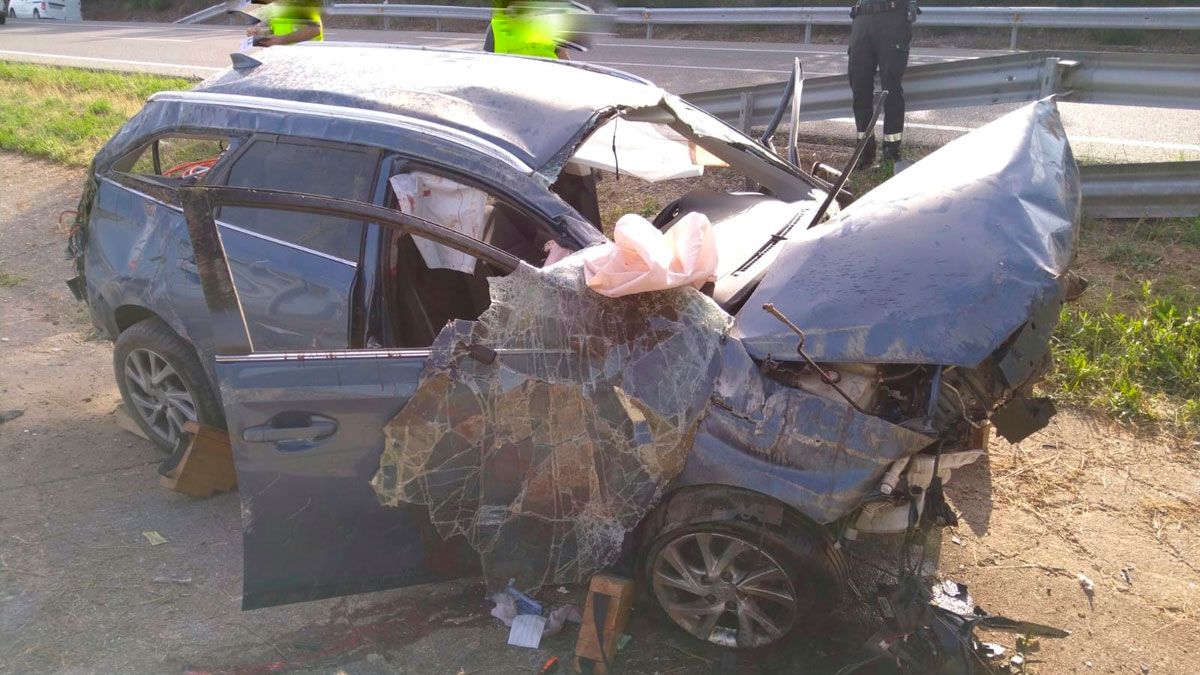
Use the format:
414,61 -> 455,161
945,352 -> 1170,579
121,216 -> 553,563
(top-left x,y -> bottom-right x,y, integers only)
0,61 -> 193,166
1049,218 -> 1200,433
0,269 -> 26,287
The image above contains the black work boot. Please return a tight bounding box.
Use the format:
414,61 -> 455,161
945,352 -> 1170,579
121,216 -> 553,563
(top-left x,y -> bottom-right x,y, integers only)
881,140 -> 902,163
854,134 -> 877,171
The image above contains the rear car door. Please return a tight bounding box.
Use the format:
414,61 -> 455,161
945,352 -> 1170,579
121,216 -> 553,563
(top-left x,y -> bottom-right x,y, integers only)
180,185 -> 521,609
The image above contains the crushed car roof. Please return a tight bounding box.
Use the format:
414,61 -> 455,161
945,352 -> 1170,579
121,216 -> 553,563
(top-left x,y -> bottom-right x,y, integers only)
194,45 -> 666,171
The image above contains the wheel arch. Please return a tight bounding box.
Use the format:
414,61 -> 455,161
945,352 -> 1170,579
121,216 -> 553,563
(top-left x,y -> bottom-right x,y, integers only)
114,304 -> 160,334
641,484 -> 833,547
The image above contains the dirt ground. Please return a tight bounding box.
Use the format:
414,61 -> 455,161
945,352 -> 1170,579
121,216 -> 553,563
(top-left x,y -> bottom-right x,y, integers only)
1,151 -> 1198,674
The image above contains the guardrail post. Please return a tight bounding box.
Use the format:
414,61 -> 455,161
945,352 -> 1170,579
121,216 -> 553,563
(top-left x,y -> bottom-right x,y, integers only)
436,17 -> 441,32
646,23 -> 653,39
738,91 -> 756,134
804,23 -> 812,44
383,0 -> 390,31
1009,23 -> 1019,50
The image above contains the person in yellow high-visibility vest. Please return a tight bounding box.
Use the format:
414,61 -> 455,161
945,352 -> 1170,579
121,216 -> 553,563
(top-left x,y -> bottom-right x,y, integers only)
487,1 -> 570,60
247,0 -> 323,47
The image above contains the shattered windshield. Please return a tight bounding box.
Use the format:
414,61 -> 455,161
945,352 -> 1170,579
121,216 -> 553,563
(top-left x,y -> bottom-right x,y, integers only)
372,258 -> 731,588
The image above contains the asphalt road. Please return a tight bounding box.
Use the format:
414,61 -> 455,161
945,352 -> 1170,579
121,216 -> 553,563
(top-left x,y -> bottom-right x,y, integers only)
2,18 -> 1198,162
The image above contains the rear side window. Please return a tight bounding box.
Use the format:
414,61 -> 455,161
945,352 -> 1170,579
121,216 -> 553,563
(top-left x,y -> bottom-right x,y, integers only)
116,135 -> 233,181
220,139 -> 381,262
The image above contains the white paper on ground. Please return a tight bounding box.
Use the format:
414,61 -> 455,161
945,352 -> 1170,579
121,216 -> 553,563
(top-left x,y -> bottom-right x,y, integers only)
582,212 -> 718,298
389,172 -> 488,273
507,614 -> 548,649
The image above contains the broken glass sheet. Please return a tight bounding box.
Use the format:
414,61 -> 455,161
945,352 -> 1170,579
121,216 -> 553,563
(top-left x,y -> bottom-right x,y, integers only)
372,257 -> 731,588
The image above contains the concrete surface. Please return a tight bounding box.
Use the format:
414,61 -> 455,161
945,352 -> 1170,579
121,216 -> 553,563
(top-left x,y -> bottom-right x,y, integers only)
0,18 -> 1198,162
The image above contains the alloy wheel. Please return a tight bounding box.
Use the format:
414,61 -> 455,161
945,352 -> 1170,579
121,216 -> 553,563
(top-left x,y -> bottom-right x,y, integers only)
123,348 -> 198,447
650,531 -> 799,648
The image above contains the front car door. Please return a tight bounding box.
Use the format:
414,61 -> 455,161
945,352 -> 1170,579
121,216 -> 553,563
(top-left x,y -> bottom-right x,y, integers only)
180,186 -> 522,609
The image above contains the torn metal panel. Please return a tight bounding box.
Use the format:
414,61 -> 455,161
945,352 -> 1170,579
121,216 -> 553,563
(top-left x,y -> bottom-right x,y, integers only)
372,258 -> 731,588
733,98 -> 1080,366
684,341 -> 934,525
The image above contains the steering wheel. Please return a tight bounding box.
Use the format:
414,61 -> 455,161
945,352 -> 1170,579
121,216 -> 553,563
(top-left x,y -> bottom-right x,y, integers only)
651,197 -> 683,230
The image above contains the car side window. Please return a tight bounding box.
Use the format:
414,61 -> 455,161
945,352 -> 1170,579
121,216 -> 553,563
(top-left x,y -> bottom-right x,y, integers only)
387,169 -> 563,268
219,139 -> 381,263
380,170 -> 564,349
114,134 -> 234,182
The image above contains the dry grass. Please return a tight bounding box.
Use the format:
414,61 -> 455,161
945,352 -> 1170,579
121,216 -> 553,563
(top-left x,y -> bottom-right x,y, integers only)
1142,496 -> 1200,539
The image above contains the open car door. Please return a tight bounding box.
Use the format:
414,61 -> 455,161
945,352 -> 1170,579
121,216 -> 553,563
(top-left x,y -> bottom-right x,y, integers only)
180,186 -> 521,609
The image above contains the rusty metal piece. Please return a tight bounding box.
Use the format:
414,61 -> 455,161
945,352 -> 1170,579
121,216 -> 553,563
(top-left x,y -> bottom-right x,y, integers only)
761,303 -> 872,416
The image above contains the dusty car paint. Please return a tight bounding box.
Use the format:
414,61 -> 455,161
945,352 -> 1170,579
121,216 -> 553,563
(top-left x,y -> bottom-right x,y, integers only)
734,100 -> 1079,366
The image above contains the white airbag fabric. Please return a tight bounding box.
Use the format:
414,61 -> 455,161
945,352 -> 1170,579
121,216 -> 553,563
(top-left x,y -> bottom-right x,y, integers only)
582,212 -> 718,297
390,172 -> 487,273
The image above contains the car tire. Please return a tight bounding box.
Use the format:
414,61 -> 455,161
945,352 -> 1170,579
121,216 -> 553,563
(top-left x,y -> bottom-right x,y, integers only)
113,317 -> 223,452
638,488 -> 848,650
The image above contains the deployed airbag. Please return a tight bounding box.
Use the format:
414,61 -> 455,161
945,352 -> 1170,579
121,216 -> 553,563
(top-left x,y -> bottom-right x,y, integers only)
582,212 -> 718,298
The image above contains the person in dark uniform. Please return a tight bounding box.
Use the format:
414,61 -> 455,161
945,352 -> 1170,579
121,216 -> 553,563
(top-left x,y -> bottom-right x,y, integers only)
847,0 -> 919,168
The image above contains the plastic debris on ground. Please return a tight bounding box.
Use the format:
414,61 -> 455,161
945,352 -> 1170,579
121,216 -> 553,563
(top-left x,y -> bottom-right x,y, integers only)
0,409 -> 24,424
930,579 -> 974,616
868,577 -> 1070,673
504,579 -> 544,616
508,614 -> 548,649
1120,567 -> 1134,585
490,584 -> 581,642
142,531 -> 167,546
1078,572 -> 1096,607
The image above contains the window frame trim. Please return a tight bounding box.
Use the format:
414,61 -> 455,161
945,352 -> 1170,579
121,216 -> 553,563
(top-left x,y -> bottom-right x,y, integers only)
181,185 -> 522,357
207,133 -> 384,264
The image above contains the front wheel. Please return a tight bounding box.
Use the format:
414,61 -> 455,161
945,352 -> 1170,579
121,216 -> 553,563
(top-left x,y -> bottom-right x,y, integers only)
639,490 -> 848,650
114,317 -> 223,452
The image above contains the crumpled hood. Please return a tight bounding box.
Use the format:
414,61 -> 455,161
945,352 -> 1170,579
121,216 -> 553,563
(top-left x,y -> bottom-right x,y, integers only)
733,98 -> 1080,367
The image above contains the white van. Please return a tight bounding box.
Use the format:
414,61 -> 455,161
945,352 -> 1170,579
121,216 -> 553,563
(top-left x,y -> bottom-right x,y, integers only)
8,0 -> 69,20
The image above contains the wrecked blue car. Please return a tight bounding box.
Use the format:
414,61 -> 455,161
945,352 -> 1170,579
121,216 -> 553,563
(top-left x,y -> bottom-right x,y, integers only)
69,45 -> 1079,650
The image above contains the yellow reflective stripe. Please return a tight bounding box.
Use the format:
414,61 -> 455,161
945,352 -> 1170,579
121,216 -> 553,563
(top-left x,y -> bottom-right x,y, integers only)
882,132 -> 903,142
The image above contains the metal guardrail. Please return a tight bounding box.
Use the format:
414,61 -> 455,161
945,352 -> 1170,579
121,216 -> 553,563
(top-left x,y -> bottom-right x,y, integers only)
305,4 -> 1200,48
683,50 -> 1200,218
683,50 -> 1200,129
619,6 -> 1200,45
1081,162 -> 1200,219
176,2 -> 233,25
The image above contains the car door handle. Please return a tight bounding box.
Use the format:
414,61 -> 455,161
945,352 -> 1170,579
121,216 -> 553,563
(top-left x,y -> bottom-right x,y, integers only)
242,415 -> 338,443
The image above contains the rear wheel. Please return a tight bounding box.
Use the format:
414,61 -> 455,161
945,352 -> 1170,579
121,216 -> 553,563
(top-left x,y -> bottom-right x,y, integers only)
114,318 -> 223,452
638,488 -> 848,650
